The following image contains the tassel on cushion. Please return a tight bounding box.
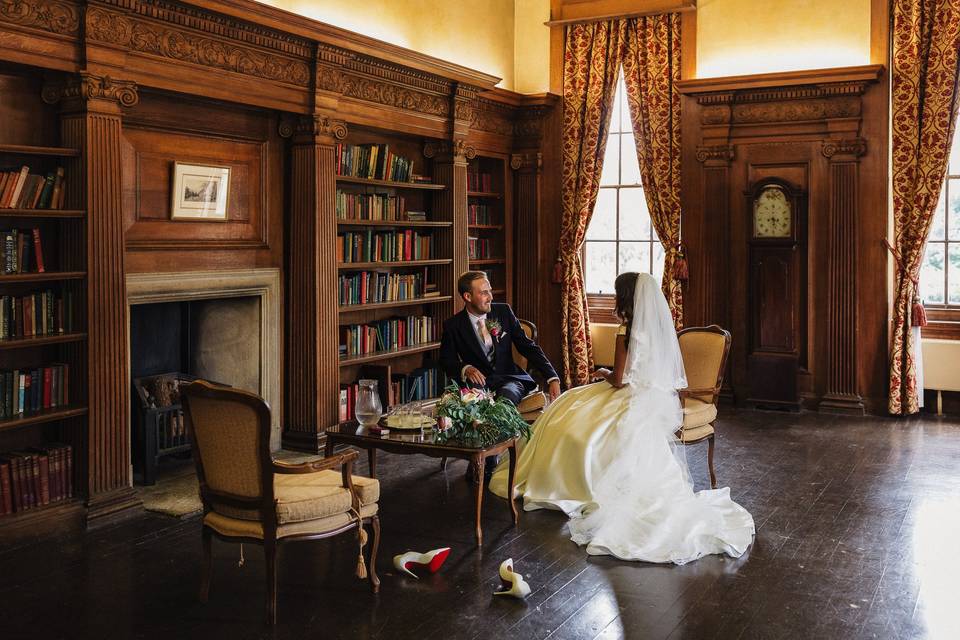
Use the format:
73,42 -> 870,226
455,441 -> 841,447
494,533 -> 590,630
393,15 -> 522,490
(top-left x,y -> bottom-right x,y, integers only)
354,511 -> 368,579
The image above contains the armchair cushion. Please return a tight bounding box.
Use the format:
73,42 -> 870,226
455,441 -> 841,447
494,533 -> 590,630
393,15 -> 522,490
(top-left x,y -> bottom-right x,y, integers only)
677,423 -> 714,443
204,502 -> 379,540
215,470 -> 379,524
681,397 -> 718,429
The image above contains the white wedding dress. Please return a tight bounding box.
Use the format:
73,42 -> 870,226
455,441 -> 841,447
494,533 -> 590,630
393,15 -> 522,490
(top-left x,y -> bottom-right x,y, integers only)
489,274 -> 754,564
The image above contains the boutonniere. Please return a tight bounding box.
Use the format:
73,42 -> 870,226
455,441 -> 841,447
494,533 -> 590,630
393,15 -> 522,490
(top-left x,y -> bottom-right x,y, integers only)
485,319 -> 503,341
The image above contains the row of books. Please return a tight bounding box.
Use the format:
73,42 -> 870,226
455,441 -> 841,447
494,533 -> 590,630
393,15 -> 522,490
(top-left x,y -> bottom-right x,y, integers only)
0,290 -> 75,339
0,166 -> 66,210
336,143 -> 426,183
0,444 -> 73,515
468,237 -> 494,260
468,204 -> 496,226
338,366 -> 446,422
467,171 -> 493,193
338,316 -> 437,358
338,270 -> 439,306
337,230 -> 433,263
2,228 -> 46,274
0,364 -> 70,419
336,190 -> 409,221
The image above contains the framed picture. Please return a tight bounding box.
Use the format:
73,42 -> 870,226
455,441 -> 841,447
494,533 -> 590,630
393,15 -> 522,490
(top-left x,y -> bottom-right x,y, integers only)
170,162 -> 230,221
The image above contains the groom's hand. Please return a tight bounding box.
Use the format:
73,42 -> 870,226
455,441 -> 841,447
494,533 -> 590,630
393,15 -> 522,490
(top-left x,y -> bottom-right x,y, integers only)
548,379 -> 561,401
464,365 -> 486,386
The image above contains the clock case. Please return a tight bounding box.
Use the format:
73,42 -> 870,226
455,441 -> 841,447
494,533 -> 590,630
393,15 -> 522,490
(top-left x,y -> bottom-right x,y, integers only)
744,177 -> 807,411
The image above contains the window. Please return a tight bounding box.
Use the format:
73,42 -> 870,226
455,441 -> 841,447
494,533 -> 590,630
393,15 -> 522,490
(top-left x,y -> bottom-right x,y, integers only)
583,73 -> 664,310
920,134 -> 960,308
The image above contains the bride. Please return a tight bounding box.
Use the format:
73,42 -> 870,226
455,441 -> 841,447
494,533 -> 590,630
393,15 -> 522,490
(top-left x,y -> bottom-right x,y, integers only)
489,272 -> 754,564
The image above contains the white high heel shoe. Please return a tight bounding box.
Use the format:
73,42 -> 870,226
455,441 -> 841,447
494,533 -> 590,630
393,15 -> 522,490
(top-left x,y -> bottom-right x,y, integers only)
494,558 -> 531,598
392,547 -> 451,579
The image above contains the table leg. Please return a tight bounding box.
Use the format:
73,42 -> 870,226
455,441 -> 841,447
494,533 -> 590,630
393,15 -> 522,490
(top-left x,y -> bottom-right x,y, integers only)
368,448 -> 377,479
473,453 -> 484,546
507,443 -> 519,525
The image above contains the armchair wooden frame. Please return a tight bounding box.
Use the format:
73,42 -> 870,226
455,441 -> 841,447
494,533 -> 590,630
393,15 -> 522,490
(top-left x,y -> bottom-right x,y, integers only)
182,380 -> 380,625
677,325 -> 732,490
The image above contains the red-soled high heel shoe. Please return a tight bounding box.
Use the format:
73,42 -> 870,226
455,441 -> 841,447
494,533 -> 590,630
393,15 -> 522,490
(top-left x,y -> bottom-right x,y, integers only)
392,547 -> 451,579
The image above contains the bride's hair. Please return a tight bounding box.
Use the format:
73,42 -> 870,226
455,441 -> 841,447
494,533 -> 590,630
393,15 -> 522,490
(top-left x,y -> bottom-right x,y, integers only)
614,272 -> 640,339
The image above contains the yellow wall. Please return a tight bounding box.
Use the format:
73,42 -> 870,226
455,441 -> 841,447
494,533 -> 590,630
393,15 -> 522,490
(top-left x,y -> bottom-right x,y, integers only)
696,0 -> 871,77
257,0 -> 517,89
514,0 -> 552,94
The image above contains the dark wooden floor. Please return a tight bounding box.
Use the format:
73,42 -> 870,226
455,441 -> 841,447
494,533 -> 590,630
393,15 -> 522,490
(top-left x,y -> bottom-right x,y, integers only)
2,409 -> 959,640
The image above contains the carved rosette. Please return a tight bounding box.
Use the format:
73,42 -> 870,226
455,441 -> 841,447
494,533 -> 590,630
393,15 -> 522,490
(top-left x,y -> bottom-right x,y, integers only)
0,0 -> 80,35
424,139 -> 475,162
511,152 -> 542,172
822,138 -> 867,159
696,145 -> 735,164
43,73 -> 139,109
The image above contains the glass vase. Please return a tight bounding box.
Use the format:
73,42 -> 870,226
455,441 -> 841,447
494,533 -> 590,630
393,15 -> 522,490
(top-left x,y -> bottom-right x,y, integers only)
355,379 -> 383,427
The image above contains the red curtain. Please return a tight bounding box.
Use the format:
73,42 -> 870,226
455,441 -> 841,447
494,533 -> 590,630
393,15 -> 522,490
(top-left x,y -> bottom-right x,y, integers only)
558,21 -> 623,387
889,0 -> 960,414
621,14 -> 684,329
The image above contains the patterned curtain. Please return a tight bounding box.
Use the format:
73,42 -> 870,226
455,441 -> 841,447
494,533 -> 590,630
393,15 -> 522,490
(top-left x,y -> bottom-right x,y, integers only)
889,0 -> 960,414
621,14 -> 684,329
558,21 -> 624,387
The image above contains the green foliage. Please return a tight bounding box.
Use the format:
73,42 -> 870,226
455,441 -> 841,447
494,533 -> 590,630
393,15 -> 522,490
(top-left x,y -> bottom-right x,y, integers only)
435,382 -> 531,447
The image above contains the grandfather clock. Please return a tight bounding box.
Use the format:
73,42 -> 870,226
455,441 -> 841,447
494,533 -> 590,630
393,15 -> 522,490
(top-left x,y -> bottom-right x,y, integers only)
746,178 -> 805,409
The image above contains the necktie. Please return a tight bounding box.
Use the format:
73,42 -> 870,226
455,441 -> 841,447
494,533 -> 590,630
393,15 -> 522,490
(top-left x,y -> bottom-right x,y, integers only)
477,318 -> 494,358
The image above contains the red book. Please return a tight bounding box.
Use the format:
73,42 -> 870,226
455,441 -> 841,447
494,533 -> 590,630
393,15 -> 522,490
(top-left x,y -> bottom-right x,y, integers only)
34,452 -> 49,505
0,460 -> 11,514
31,228 -> 44,273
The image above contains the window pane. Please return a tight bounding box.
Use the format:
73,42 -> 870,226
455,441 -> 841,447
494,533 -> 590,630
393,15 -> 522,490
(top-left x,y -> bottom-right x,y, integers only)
652,242 -> 665,283
930,188 -> 946,241
615,74 -> 629,133
599,135 -> 619,186
920,244 -> 946,304
620,241 -> 652,275
585,242 -> 617,294
950,244 -> 960,304
950,179 -> 960,240
950,131 -> 960,174
619,188 -> 650,240
587,189 -> 617,240
621,132 -> 641,185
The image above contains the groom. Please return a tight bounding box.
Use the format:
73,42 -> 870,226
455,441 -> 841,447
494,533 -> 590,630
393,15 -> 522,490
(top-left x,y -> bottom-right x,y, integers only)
439,271 -> 561,480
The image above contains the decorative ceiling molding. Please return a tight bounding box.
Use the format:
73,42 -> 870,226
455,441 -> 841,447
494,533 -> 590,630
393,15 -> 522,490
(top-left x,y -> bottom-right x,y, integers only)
0,0 -> 80,36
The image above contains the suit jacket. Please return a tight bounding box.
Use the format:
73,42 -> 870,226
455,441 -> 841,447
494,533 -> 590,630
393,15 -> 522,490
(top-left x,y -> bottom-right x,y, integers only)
439,303 -> 558,388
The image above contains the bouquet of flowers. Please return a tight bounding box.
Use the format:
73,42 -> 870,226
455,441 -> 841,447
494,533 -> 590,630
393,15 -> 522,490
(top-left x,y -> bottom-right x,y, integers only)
435,382 -> 531,447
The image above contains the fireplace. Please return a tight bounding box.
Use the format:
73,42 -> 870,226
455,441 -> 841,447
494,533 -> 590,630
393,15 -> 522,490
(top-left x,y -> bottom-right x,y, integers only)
126,269 -> 282,469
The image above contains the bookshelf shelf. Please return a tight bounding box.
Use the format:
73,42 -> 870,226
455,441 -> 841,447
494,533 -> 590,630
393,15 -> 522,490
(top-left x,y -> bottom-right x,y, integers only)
0,208 -> 85,218
337,219 -> 452,228
0,144 -> 80,157
468,224 -> 504,231
336,176 -> 446,191
469,258 -> 506,266
0,497 -> 84,526
338,259 -> 451,270
0,405 -> 88,433
339,341 -> 441,367
467,191 -> 501,198
339,295 -> 452,313
0,332 -> 87,350
492,288 -> 506,296
0,271 -> 86,283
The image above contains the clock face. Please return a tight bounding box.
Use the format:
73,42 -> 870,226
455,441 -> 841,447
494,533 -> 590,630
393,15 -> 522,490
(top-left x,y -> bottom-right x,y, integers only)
753,186 -> 792,238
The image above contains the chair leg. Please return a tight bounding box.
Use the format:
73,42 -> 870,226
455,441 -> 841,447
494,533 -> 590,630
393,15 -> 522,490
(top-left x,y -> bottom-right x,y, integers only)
707,434 -> 717,489
199,527 -> 212,603
368,516 -> 381,594
265,539 -> 278,625
440,457 -> 447,471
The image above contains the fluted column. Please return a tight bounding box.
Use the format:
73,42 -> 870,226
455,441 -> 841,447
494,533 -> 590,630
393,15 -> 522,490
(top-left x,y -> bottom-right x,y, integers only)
47,72 -> 141,522
425,139 -> 471,318
511,152 -> 543,323
283,115 -> 346,451
820,139 -> 866,414
694,144 -> 735,328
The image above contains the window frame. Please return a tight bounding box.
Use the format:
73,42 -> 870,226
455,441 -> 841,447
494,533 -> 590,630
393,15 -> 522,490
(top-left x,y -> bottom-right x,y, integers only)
921,143 -> 960,339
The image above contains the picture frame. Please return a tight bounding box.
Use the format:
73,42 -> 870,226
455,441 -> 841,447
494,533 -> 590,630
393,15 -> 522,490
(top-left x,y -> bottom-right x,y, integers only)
170,162 -> 231,221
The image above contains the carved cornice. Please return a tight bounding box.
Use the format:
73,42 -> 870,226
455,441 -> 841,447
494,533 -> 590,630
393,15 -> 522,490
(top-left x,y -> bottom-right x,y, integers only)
0,0 -> 80,35
696,80 -> 867,125
732,97 -> 860,124
85,6 -> 311,86
471,97 -> 516,136
42,72 -> 139,108
822,138 -> 867,159
515,106 -> 551,139
695,81 -> 869,106
338,72 -> 449,116
696,145 -> 735,164
424,139 -> 476,161
511,152 -> 542,172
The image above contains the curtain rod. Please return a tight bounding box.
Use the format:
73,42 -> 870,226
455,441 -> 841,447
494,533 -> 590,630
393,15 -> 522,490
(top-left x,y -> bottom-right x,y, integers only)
544,2 -> 696,27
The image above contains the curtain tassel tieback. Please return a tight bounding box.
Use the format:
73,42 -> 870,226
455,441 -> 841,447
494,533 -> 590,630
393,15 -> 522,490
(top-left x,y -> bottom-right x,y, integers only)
672,244 -> 689,282
552,258 -> 564,284
883,239 -> 927,328
349,504 -> 368,579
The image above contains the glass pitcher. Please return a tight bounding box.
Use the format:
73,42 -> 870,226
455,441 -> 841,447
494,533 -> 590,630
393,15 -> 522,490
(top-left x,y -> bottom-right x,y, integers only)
355,379 -> 383,426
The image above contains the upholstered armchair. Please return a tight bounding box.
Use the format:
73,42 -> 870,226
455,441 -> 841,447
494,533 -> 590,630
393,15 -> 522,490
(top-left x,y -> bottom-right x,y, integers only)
676,325 -> 732,489
511,318 -> 548,423
181,380 -> 381,625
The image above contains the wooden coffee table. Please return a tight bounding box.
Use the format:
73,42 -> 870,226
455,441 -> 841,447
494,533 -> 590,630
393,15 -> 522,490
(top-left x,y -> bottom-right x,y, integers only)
324,423 -> 519,546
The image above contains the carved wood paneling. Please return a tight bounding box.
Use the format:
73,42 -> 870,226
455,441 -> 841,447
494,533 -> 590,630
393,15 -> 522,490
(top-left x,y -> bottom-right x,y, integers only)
512,152 -> 542,323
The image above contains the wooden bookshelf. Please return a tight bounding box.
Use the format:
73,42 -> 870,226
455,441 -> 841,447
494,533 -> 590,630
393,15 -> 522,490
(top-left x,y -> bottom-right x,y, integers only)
339,296 -> 452,313
467,190 -> 501,198
467,155 -> 512,305
0,332 -> 87,350
0,271 -> 86,283
469,258 -> 506,266
336,175 -> 446,190
339,341 -> 441,367
0,144 -> 80,157
468,224 -> 503,231
0,209 -> 85,218
338,259 -> 450,270
0,405 -> 88,433
336,219 -> 452,228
